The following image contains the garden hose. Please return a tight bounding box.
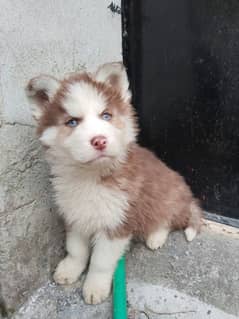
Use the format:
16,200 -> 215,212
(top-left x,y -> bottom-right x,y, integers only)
113,256 -> 127,319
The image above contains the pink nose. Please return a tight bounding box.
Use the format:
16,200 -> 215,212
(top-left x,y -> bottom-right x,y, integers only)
90,135 -> 107,151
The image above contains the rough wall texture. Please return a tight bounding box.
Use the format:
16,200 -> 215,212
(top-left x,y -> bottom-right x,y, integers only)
0,0 -> 121,315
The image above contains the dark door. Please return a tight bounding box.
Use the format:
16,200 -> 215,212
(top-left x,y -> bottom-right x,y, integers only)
122,0 -> 239,223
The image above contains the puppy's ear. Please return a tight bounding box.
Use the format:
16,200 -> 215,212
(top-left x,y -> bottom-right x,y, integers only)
95,62 -> 131,101
25,75 -> 60,121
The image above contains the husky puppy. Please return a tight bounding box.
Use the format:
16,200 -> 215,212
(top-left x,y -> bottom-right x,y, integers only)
26,62 -> 202,304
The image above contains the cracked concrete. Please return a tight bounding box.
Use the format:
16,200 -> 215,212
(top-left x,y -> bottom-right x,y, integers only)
4,122 -> 35,128
0,124 -> 65,314
0,0 -> 121,315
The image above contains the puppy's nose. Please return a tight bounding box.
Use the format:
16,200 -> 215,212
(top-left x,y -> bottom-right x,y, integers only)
90,135 -> 107,151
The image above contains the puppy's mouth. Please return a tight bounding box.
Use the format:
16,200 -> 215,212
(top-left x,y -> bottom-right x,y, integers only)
85,153 -> 114,164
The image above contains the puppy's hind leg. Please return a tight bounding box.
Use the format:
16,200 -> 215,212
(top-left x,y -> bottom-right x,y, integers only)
184,200 -> 203,242
146,226 -> 170,250
184,227 -> 197,242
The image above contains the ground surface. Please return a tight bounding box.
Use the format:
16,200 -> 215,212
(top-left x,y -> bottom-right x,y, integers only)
12,225 -> 239,319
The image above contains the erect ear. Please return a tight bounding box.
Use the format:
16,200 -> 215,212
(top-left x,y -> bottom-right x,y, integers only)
94,62 -> 131,102
25,75 -> 60,121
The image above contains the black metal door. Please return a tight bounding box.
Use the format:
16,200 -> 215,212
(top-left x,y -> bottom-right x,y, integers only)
122,0 -> 239,222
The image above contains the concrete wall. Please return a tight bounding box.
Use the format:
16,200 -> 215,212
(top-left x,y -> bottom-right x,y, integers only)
0,0 -> 121,315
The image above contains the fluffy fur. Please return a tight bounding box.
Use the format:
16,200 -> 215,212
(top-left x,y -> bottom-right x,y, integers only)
26,62 -> 203,304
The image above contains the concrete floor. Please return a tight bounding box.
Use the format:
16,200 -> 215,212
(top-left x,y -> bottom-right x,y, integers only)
12,224 -> 239,319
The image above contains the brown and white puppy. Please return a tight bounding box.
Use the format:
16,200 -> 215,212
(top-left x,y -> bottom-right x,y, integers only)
26,62 -> 203,304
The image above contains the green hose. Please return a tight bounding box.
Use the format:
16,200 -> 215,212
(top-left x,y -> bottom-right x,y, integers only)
113,256 -> 127,319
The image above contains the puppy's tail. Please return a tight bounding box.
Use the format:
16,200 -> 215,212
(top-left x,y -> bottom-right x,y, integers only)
184,200 -> 203,242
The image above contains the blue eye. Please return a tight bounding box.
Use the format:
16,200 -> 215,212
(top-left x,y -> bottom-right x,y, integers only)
65,118 -> 79,127
101,112 -> 112,121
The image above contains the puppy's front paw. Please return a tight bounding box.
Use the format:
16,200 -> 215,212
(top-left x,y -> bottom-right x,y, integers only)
53,256 -> 83,285
82,276 -> 111,304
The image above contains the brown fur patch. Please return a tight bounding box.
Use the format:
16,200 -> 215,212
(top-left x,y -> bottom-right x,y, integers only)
102,144 -> 203,239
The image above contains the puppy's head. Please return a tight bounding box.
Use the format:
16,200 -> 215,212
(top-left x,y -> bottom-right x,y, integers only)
26,63 -> 137,168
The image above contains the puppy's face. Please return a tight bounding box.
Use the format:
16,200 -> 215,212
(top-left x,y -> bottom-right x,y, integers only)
26,63 -> 137,167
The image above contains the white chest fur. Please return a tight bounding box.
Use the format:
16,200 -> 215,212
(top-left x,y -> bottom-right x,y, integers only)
52,169 -> 128,235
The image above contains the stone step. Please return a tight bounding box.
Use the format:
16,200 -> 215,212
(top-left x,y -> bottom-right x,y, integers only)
13,224 -> 239,319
